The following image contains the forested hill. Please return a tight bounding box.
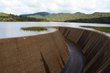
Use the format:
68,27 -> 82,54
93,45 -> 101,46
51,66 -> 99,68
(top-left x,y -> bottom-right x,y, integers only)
65,17 -> 110,24
27,12 -> 110,23
0,12 -> 48,22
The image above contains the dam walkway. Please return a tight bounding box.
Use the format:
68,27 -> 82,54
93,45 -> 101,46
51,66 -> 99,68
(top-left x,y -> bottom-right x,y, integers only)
61,39 -> 85,73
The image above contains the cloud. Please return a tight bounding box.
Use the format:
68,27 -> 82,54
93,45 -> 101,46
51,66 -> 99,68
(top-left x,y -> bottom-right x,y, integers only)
0,0 -> 110,15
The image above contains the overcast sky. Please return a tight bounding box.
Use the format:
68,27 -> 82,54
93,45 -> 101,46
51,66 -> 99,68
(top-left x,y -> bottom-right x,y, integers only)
0,0 -> 110,15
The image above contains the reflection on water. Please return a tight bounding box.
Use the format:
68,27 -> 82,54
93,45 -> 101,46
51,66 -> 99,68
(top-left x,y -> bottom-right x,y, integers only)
0,22 -> 110,39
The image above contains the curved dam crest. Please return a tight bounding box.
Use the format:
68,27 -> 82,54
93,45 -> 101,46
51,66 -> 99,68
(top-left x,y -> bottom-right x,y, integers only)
0,26 -> 110,73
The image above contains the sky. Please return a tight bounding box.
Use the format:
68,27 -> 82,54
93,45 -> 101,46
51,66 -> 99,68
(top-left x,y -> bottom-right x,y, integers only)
0,0 -> 110,15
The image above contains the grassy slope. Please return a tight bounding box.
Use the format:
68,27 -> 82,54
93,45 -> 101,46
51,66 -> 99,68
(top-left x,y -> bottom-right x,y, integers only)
80,26 -> 110,33
0,12 -> 10,16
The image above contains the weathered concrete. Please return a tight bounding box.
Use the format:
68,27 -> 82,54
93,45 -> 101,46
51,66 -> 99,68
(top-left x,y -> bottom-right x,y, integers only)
59,27 -> 110,73
0,30 -> 69,73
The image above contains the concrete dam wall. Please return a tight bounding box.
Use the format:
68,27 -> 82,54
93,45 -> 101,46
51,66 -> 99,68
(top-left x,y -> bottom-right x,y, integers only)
0,30 -> 69,73
59,27 -> 110,73
0,26 -> 110,73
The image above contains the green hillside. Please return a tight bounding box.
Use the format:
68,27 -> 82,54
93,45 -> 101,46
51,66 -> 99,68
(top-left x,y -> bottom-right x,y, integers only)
1,12 -> 110,23
0,12 -> 10,17
65,17 -> 110,24
0,12 -> 48,22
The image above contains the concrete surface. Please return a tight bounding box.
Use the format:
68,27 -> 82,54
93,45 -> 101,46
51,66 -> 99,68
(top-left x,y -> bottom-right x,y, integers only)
59,27 -> 110,73
0,30 -> 69,73
60,39 -> 84,73
0,26 -> 110,73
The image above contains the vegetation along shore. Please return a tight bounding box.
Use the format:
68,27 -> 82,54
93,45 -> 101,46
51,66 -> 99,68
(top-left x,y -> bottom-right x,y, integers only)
21,27 -> 47,31
80,26 -> 110,33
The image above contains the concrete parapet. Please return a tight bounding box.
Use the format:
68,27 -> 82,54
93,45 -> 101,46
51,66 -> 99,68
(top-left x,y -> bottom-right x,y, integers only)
59,27 -> 110,73
0,30 -> 69,73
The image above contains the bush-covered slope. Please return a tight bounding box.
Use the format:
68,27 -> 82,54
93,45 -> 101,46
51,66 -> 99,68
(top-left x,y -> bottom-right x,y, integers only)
0,12 -> 48,22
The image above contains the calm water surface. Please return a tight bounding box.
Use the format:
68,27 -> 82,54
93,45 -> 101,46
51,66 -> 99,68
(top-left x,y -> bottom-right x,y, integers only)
0,22 -> 110,39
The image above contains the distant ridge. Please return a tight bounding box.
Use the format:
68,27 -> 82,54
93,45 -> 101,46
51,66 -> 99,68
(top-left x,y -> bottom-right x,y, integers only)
1,11 -> 110,23
20,12 -> 51,16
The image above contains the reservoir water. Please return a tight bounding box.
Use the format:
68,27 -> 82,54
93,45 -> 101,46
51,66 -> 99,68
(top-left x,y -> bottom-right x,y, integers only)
0,22 -> 110,39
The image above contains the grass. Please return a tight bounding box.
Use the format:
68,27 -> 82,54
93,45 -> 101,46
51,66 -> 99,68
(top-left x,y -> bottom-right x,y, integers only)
0,12 -> 9,17
21,27 -> 47,31
80,26 -> 110,33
